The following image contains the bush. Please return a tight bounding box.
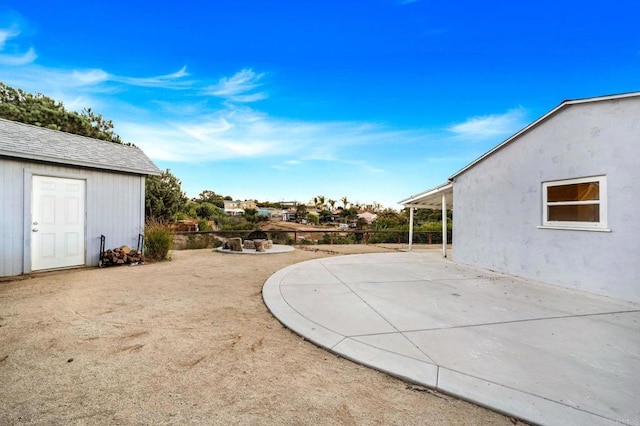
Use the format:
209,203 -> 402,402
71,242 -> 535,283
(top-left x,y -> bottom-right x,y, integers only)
185,234 -> 206,249
320,233 -> 356,245
271,232 -> 293,245
198,219 -> 213,231
184,233 -> 223,249
145,220 -> 173,261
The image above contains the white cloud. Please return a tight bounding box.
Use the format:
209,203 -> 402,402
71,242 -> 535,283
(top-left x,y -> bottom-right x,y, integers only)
112,66 -> 192,88
0,24 -> 36,65
0,45 -> 36,65
70,69 -> 110,85
448,107 -> 528,139
0,27 -> 19,48
205,68 -> 267,102
117,102 -> 418,168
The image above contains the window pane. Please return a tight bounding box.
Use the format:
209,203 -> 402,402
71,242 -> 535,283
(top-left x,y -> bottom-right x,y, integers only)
547,182 -> 599,202
548,204 -> 600,222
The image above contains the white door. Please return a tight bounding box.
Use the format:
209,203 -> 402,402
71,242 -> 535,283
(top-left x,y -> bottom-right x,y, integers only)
31,176 -> 85,271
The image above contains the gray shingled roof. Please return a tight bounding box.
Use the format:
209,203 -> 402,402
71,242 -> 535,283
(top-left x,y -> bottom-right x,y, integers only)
0,118 -> 161,175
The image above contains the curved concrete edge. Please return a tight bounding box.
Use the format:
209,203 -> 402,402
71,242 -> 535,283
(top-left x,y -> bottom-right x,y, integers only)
262,256 -> 626,426
262,260 -> 440,388
437,368 -> 623,426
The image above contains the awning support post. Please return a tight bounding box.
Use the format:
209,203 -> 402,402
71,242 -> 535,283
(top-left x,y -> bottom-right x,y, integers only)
408,207 -> 414,251
442,193 -> 447,258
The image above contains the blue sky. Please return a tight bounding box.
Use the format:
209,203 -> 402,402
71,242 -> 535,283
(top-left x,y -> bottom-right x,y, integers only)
1,1 -> 638,208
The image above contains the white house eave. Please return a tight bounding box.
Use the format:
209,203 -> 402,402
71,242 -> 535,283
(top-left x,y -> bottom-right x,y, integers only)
449,91 -> 640,181
399,182 -> 453,209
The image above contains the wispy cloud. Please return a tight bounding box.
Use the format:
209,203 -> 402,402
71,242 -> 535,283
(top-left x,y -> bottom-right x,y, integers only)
448,107 -> 528,140
111,66 -> 191,88
205,68 -> 267,102
0,24 -> 37,65
0,19 -> 488,182
69,69 -> 110,85
0,45 -> 36,65
0,27 -> 19,48
118,104 -> 414,166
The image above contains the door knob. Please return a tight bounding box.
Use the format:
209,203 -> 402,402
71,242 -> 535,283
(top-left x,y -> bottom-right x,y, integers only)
32,228 -> 38,232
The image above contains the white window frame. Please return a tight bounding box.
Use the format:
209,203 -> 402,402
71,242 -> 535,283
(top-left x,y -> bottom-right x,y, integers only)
539,175 -> 609,232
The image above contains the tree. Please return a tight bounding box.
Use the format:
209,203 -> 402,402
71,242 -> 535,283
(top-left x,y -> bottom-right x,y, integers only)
314,195 -> 326,211
340,207 -> 359,220
195,202 -> 220,220
340,196 -> 350,209
194,190 -> 225,208
0,82 -> 126,144
145,169 -> 187,220
296,203 -> 308,218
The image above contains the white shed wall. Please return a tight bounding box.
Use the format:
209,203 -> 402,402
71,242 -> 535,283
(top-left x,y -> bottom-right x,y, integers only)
0,158 -> 146,276
452,97 -> 640,302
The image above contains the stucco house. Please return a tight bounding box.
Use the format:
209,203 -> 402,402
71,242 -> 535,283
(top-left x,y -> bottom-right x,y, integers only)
223,199 -> 257,216
0,118 -> 161,277
401,92 -> 639,303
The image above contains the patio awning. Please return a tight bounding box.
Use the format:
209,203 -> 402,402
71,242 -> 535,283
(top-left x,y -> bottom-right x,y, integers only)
398,182 -> 453,257
398,182 -> 453,209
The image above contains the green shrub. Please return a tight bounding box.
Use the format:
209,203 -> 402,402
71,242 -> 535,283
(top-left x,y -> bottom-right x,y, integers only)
198,219 -> 213,231
184,233 -> 222,249
185,234 -> 206,249
271,232 -> 293,245
145,220 -> 173,261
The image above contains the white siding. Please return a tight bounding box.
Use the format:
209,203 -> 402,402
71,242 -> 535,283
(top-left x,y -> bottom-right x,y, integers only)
0,158 -> 146,276
452,97 -> 640,302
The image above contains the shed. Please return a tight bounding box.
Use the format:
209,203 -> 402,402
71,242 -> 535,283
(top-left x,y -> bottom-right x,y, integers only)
0,118 -> 161,277
400,92 -> 640,303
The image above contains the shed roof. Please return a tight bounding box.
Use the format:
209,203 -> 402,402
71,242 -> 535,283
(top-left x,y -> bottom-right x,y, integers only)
0,118 -> 161,175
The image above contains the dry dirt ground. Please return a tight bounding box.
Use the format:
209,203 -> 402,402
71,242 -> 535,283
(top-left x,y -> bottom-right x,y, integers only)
0,245 -> 519,425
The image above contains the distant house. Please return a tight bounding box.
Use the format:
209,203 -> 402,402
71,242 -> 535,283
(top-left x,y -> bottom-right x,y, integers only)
256,207 -> 276,217
223,199 -> 257,216
0,118 -> 161,277
357,211 -> 378,224
401,92 -> 640,303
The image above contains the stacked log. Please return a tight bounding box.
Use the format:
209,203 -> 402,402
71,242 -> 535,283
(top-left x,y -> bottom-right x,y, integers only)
101,245 -> 145,266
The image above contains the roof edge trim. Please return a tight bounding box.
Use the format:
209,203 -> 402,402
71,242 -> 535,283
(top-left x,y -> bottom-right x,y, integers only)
448,91 -> 640,180
398,182 -> 453,206
0,150 -> 162,176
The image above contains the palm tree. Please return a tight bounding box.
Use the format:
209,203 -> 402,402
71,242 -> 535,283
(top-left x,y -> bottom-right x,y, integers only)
340,196 -> 349,209
328,199 -> 336,211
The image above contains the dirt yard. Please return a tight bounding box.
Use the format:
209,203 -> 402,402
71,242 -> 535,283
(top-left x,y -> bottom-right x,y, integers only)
0,245 -> 518,425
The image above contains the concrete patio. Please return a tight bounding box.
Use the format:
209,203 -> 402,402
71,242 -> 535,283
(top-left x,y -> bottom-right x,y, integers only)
262,249 -> 640,426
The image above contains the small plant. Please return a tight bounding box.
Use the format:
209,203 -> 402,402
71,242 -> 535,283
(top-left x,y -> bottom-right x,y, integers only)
185,234 -> 206,249
198,219 -> 213,231
145,219 -> 173,261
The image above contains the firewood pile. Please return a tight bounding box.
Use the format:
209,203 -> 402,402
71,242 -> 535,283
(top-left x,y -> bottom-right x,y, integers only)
100,245 -> 145,266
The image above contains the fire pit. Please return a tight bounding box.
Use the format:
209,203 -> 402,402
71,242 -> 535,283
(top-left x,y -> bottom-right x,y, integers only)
217,231 -> 294,255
